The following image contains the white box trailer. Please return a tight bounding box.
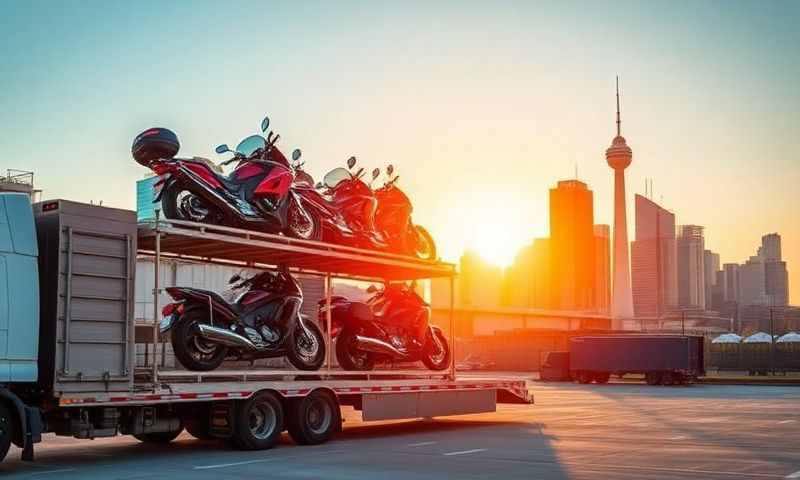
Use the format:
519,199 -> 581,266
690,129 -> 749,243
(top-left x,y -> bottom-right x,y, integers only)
0,197 -> 531,462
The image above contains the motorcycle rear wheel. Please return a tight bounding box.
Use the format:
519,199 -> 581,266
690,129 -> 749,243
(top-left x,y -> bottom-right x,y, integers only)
161,184 -> 216,224
171,311 -> 228,371
287,320 -> 326,371
335,329 -> 375,371
421,328 -> 450,371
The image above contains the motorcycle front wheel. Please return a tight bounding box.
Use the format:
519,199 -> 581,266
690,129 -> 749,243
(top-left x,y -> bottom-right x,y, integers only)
171,311 -> 228,371
287,320 -> 326,371
335,329 -> 375,371
286,202 -> 322,241
412,225 -> 437,261
421,328 -> 451,371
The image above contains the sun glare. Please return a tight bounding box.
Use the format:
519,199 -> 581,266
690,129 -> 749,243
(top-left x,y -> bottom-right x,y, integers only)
466,206 -> 532,268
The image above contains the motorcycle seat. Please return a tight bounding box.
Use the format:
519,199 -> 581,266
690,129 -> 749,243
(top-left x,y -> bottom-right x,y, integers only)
183,287 -> 241,313
183,158 -> 244,193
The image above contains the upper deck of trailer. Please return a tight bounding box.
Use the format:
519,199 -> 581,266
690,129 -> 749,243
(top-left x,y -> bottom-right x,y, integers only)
137,218 -> 456,281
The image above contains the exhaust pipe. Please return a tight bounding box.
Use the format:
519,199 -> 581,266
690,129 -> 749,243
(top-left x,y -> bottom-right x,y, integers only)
198,324 -> 259,350
354,335 -> 408,358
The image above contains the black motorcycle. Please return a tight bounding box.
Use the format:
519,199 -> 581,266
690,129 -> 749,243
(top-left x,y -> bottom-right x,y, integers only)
319,283 -> 450,371
160,264 -> 325,371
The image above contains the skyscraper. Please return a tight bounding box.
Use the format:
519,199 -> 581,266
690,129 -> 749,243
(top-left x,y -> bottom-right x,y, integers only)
594,224 -> 611,314
677,225 -> 706,309
739,233 -> 789,306
606,77 -> 634,325
704,249 -> 720,309
631,194 -> 677,317
722,263 -> 740,302
549,180 -> 596,311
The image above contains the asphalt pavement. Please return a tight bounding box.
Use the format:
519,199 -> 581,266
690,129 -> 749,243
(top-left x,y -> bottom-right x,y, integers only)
1,383 -> 798,479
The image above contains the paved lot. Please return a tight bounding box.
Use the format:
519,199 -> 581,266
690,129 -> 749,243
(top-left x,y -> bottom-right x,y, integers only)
1,383 -> 798,479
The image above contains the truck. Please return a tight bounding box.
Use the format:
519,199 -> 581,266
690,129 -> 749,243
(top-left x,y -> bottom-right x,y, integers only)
541,334 -> 705,386
0,193 -> 531,463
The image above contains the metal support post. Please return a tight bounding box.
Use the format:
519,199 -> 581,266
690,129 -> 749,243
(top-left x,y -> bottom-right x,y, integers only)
325,274 -> 333,374
769,307 -> 774,376
449,275 -> 455,381
152,210 -> 161,389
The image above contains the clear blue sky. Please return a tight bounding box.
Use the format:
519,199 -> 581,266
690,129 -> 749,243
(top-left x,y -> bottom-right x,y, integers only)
2,0 -> 798,299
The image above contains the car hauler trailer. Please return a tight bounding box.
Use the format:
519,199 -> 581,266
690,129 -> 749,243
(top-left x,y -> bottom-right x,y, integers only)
0,194 -> 531,463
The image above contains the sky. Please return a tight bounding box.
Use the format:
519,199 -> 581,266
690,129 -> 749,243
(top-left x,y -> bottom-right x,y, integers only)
1,0 -> 798,302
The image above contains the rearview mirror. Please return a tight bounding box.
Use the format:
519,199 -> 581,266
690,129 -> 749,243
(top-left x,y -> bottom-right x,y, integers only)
261,116 -> 270,133
372,168 -> 380,180
366,284 -> 378,293
347,156 -> 357,169
387,164 -> 394,177
229,273 -> 242,284
215,144 -> 230,154
292,149 -> 302,161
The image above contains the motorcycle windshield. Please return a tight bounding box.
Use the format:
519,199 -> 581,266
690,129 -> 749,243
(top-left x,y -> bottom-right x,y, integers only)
323,168 -> 351,189
235,135 -> 267,158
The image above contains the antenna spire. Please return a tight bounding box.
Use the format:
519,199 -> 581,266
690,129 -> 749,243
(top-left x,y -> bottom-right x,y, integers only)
616,76 -> 621,137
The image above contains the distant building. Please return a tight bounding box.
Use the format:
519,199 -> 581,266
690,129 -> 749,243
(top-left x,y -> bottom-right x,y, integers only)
631,195 -> 677,317
531,238 -> 551,309
722,263 -> 740,303
704,249 -> 720,310
458,250 -> 503,308
502,244 -> 535,308
737,233 -> 789,307
548,180 -> 596,311
136,176 -> 159,221
594,225 -> 610,314
677,225 -> 706,309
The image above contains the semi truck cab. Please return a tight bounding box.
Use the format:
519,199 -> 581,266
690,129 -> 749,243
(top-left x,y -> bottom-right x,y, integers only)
0,192 -> 42,461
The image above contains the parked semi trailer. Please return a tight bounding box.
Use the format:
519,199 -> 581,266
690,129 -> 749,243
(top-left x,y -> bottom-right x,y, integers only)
0,193 -> 531,463
541,334 -> 705,385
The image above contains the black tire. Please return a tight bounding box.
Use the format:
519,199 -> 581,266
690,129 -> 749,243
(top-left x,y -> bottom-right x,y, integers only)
645,372 -> 662,386
287,321 -> 326,371
421,328 -> 451,371
336,329 -> 375,371
134,427 -> 183,444
413,225 -> 437,261
161,184 -> 217,224
593,372 -> 611,384
171,311 -> 228,372
286,201 -> 322,241
287,390 -> 340,445
576,371 -> 593,384
0,404 -> 12,463
231,392 -> 284,450
661,372 -> 675,386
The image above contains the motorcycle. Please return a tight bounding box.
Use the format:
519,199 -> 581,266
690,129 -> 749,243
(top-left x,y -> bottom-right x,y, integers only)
316,156 -> 387,250
318,283 -> 450,371
374,165 -> 436,260
131,116 -> 321,241
160,264 -> 326,371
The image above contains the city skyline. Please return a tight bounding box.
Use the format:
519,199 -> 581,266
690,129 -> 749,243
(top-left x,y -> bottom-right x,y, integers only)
2,1 -> 798,301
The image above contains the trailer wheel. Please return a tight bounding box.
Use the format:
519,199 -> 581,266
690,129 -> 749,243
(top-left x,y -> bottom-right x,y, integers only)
0,404 -> 12,462
661,372 -> 675,386
231,391 -> 284,450
576,371 -> 592,384
134,427 -> 183,444
645,372 -> 662,385
593,372 -> 610,384
287,390 -> 340,445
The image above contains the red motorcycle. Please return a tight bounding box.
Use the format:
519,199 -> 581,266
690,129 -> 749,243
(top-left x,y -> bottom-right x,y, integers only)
317,157 -> 387,250
131,116 -> 321,240
374,165 -> 436,260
